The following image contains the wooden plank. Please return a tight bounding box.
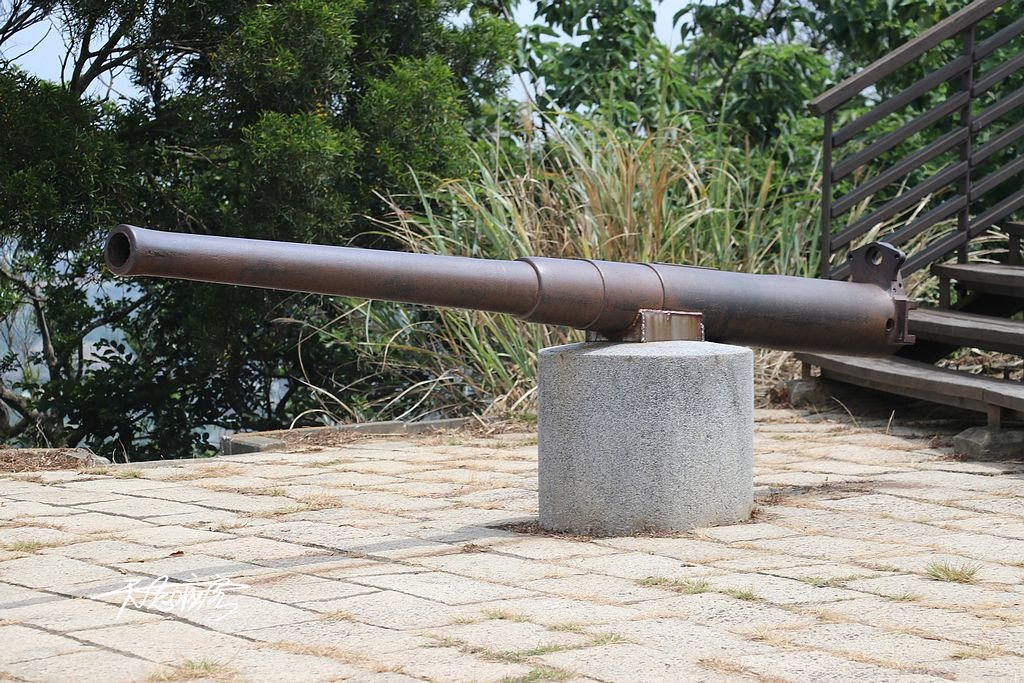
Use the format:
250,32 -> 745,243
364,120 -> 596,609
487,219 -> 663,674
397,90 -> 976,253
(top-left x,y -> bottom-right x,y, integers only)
808,0 -> 1007,115
796,352 -> 1024,415
831,162 -> 966,248
931,262 -> 1024,296
832,128 -> 967,216
833,56 -> 972,147
972,153 -> 1024,199
969,189 -> 1024,235
975,14 -> 1024,60
832,94 -> 969,183
971,117 -> 1024,165
973,48 -> 1024,95
972,83 -> 1024,131
910,307 -> 1024,353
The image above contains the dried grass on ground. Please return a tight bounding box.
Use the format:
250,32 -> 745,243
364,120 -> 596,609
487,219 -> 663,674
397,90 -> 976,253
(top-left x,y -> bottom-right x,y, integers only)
0,449 -> 89,472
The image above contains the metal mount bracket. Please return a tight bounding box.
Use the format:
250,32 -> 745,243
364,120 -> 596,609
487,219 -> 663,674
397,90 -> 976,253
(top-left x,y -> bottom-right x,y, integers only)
586,309 -> 705,343
848,242 -> 917,346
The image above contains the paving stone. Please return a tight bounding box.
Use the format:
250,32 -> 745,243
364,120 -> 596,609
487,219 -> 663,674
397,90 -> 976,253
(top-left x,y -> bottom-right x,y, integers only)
413,551 -> 578,582
73,619 -> 255,662
522,574 -> 671,604
115,524 -> 233,547
711,553 -> 821,572
844,574 -> 1024,611
553,552 -> 726,581
214,647 -> 365,682
0,581 -> 47,605
697,572 -> 865,605
594,537 -> 755,563
383,521 -> 521,546
784,622 -> 962,665
763,562 -> 884,585
783,459 -> 902,476
536,643 -> 738,682
144,510 -> 249,527
351,570 -> 534,605
733,648 -> 943,682
244,573 -> 378,605
110,551 -> 269,581
319,589 -> 473,629
631,592 -> 816,633
241,617 -> 431,655
695,522 -> 798,543
336,491 -> 453,514
925,532 -> 1024,564
61,478 -> 181,494
0,554 -> 122,588
175,594 -> 318,633
335,533 -> 460,560
0,500 -> 71,520
80,497 -> 215,518
291,471 -> 406,488
481,537 -> 618,560
375,645 -> 533,683
939,515 -> 1024,539
1,648 -> 158,683
45,512 -> 158,535
0,595 -> 159,631
873,470 -> 1022,494
4,487 -> 121,506
754,471 -> 867,488
242,520 -> 377,546
40,540 -> 163,564
431,619 -> 590,652
467,596 -> 643,626
0,624 -> 90,662
812,493 -> 974,522
4,407 -> 1024,681
741,534 -> 918,562
820,596 -> 1006,641
615,617 -> 776,658
187,536 -> 332,562
872,552 -> 1024,584
0,526 -> 82,550
936,655 -> 1024,681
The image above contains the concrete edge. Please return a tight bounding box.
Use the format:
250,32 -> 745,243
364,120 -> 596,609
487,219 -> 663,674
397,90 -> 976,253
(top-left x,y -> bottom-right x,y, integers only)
219,417 -> 483,455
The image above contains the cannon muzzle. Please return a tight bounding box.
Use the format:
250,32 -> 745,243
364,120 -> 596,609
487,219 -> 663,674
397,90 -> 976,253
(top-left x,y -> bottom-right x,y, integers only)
105,225 -> 914,355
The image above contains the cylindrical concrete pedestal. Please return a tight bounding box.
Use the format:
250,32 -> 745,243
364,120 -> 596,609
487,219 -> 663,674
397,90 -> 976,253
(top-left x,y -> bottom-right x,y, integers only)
538,341 -> 753,536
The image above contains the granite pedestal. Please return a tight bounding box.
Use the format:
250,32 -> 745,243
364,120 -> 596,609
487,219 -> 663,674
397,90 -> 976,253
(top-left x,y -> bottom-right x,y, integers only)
538,341 -> 753,536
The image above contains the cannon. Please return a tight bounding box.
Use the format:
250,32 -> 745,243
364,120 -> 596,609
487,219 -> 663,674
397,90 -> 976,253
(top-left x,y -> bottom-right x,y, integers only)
104,225 -> 914,355
104,224 -> 918,535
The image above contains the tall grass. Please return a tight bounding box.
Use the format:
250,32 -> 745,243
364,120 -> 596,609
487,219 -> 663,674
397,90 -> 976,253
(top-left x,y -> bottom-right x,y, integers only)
309,117 -> 824,421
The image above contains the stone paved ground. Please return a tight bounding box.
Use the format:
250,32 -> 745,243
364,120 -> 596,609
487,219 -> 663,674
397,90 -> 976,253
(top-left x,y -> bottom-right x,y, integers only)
2,407 -> 1024,682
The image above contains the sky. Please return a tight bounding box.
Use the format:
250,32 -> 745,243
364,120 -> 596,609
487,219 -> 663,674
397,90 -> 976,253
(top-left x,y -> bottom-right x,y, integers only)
6,2 -> 686,98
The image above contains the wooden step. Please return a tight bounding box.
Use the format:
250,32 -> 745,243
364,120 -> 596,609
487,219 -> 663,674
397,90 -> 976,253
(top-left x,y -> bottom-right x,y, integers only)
931,262 -> 1024,298
796,352 -> 1024,425
909,307 -> 1024,354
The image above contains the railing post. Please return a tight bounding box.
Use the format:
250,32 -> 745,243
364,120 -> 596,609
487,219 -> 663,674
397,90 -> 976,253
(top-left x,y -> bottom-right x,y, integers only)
958,25 -> 976,263
821,111 -> 834,279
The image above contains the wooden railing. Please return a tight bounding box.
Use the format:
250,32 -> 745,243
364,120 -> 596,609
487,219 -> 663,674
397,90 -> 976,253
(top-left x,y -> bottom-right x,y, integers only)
811,0 -> 1024,279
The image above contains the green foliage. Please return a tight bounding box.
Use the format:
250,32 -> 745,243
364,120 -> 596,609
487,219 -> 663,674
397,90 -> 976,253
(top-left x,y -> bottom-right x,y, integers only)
306,117 -> 822,419
525,0 -> 695,128
0,0 -> 516,458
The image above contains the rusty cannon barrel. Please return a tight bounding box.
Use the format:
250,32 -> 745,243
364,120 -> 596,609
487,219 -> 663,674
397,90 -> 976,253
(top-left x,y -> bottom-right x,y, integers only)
104,224 -> 915,355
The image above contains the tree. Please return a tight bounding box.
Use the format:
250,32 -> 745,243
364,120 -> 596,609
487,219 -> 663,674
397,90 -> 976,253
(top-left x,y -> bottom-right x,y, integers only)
0,0 -> 515,458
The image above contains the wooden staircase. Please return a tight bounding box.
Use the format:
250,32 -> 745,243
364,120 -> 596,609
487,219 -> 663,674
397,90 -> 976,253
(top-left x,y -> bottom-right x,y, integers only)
799,223 -> 1024,427
798,0 -> 1024,427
